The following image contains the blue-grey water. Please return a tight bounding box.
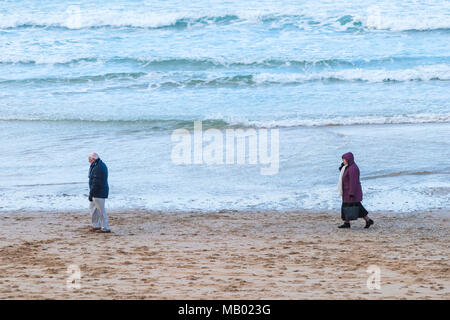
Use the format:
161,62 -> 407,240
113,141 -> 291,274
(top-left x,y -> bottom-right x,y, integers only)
0,0 -> 449,213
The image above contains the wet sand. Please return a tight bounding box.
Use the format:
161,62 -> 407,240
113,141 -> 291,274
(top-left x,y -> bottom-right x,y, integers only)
0,210 -> 448,299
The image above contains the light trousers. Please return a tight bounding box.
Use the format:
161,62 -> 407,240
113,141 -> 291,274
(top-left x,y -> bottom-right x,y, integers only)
89,197 -> 110,231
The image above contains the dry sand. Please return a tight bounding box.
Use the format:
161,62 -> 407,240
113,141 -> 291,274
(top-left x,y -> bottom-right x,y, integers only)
0,209 -> 448,299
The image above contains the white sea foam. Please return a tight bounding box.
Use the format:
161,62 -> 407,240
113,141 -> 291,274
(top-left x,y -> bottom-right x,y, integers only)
1,6 -> 449,32
2,179 -> 449,213
0,11 -> 187,29
2,113 -> 450,127
228,114 -> 450,128
253,64 -> 450,83
207,113 -> 450,128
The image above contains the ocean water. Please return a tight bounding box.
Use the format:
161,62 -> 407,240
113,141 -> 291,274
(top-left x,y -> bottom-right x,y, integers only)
0,0 -> 449,213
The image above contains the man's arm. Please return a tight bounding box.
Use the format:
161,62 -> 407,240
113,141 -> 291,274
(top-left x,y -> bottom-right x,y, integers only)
89,166 -> 104,199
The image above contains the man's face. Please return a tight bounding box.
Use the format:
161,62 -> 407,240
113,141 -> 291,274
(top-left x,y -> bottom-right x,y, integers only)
89,157 -> 95,164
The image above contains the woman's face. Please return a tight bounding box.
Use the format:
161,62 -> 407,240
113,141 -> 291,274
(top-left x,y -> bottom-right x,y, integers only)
342,158 -> 348,165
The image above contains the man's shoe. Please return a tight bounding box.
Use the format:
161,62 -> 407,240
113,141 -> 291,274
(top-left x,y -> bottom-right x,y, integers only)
364,219 -> 374,229
338,223 -> 351,229
96,229 -> 111,233
90,227 -> 101,232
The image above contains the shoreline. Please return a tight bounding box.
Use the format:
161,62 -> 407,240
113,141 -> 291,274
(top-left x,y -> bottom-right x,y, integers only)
2,207 -> 450,216
0,210 -> 448,299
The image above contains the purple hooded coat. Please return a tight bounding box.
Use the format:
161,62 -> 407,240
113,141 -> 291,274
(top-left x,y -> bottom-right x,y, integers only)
341,152 -> 363,203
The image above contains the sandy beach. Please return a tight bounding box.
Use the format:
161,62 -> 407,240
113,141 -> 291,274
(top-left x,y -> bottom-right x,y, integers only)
0,210 -> 448,299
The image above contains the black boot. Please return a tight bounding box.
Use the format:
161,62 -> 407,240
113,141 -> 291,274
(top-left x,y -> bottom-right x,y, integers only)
364,219 -> 374,229
338,222 -> 351,229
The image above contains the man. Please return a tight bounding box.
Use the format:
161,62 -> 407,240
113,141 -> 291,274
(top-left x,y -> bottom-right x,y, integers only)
88,152 -> 111,233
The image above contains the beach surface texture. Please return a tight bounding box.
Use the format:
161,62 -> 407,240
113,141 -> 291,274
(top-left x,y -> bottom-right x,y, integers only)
0,210 -> 448,299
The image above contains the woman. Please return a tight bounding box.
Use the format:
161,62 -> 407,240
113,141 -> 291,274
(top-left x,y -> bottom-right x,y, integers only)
337,152 -> 374,229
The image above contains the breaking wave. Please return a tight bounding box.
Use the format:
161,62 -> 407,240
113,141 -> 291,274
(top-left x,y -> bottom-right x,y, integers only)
1,11 -> 449,32
2,64 -> 449,86
1,56 -> 448,69
2,113 -> 450,129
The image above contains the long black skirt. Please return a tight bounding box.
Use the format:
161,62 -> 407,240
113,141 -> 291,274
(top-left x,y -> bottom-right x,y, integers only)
341,202 -> 368,221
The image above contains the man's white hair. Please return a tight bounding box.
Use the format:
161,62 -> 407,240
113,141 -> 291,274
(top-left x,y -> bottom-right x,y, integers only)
89,152 -> 99,160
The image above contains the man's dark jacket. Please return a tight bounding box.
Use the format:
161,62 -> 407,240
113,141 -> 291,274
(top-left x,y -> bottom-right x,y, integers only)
89,158 -> 109,199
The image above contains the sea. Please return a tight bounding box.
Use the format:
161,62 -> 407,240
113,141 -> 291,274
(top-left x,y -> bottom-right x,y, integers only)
0,0 -> 449,213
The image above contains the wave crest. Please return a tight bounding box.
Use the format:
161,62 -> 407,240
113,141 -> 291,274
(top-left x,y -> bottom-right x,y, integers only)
3,56 -> 448,69
2,113 -> 449,129
1,11 -> 450,32
2,64 -> 448,87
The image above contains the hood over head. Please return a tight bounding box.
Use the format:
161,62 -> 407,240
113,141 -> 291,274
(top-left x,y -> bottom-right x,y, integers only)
342,152 -> 355,166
